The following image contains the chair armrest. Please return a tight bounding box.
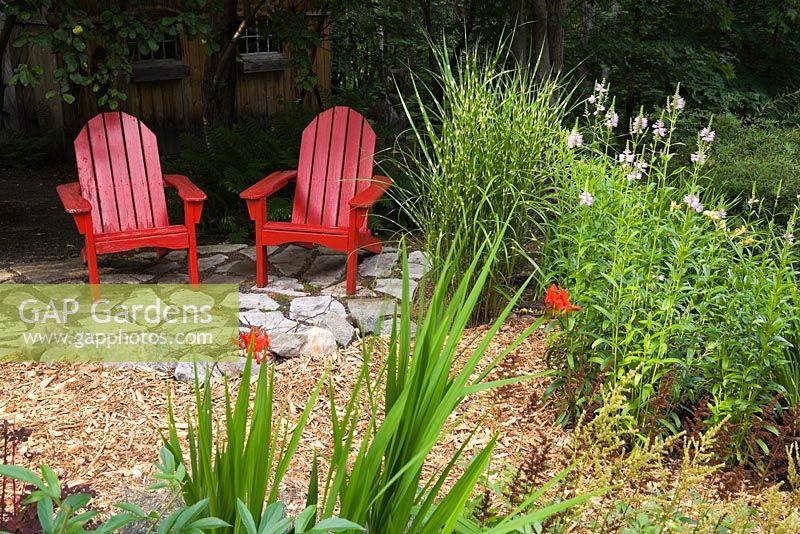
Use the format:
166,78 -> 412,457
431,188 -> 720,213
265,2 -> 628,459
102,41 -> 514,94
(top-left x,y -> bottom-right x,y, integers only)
349,176 -> 393,209
240,170 -> 298,200
56,182 -> 92,214
163,174 -> 207,202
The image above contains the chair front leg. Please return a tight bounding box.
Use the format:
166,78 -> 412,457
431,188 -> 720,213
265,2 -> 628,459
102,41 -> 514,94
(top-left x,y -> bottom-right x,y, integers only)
246,198 -> 269,287
185,201 -> 204,285
77,216 -> 99,285
346,208 -> 369,295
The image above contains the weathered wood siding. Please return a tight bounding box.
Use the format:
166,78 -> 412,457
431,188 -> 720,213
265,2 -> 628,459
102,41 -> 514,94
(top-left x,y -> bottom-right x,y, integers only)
2,1 -> 330,151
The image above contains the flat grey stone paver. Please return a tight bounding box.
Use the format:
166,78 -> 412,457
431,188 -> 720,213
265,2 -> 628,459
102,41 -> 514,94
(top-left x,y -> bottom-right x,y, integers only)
239,293 -> 280,311
289,296 -> 347,322
359,251 -> 398,278
374,278 -> 418,300
198,254 -> 228,271
197,244 -> 246,255
306,255 -> 346,287
271,245 -> 312,276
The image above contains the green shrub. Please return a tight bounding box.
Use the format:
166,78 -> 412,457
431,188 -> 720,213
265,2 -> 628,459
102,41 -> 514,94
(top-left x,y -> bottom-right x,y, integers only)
167,115 -> 309,242
542,83 -> 800,465
702,114 -> 800,224
396,41 -> 571,323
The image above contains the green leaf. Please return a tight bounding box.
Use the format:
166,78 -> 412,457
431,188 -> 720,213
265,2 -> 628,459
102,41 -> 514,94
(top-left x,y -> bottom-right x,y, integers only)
309,517 -> 364,532
62,93 -> 76,104
0,465 -> 47,492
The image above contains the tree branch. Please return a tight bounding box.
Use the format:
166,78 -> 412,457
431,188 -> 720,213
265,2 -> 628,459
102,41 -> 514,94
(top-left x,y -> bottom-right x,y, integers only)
212,0 -> 268,91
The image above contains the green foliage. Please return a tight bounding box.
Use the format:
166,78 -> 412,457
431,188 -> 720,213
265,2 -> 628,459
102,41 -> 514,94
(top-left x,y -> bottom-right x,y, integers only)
315,239 -> 599,532
697,113 -> 800,224
397,41 -> 571,323
542,84 -> 800,465
163,354 -> 329,533
5,0 -> 209,110
168,115 -> 310,241
0,447 -> 228,533
567,0 -> 800,115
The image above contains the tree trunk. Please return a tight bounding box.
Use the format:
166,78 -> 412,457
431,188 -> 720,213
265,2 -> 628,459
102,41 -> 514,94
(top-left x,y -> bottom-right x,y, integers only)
510,0 -> 528,71
531,0 -> 551,81
546,0 -> 566,74
0,13 -> 18,130
202,0 -> 238,129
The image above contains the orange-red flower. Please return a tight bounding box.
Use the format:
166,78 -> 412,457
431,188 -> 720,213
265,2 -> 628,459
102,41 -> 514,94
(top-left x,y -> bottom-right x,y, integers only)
237,326 -> 271,364
544,284 -> 581,313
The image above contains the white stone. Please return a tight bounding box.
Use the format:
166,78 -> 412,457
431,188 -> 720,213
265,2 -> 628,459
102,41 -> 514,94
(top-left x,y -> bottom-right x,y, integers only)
197,244 -> 246,255
218,260 -> 256,276
0,270 -> 16,283
174,362 -> 221,383
347,298 -> 396,333
289,296 -> 346,322
406,262 -> 426,280
169,289 -> 217,309
358,251 -> 398,278
240,310 -> 298,333
198,254 -> 228,271
318,312 -> 357,347
238,292 -> 280,311
305,255 -> 346,287
408,250 -> 431,268
374,278 -> 417,300
11,258 -> 86,283
270,327 -> 337,359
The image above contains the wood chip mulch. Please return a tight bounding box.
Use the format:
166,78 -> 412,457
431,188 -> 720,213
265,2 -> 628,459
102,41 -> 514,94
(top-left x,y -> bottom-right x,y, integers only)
0,319 -> 565,514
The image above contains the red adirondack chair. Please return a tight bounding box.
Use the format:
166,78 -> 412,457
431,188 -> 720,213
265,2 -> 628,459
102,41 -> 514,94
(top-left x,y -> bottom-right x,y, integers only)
56,112 -> 206,284
240,106 -> 391,294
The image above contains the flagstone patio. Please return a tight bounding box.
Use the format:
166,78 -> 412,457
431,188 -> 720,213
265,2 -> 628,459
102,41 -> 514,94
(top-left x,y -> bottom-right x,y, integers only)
1,244 -> 428,381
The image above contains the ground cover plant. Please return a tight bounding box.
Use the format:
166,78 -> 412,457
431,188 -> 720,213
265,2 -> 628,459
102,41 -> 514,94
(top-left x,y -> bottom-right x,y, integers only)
542,82 -> 800,467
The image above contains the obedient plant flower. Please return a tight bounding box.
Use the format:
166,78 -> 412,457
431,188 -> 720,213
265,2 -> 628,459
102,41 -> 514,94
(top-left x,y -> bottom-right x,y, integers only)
703,209 -> 726,220
631,115 -> 648,134
690,152 -> 707,165
587,94 -> 596,104
700,127 -> 716,143
784,232 -> 795,246
683,194 -> 703,213
579,191 -> 594,206
627,171 -> 642,181
653,120 -> 667,138
618,149 -> 636,166
237,326 -> 271,364
544,284 -> 581,313
672,94 -> 685,110
567,130 -> 583,149
595,81 -> 608,93
732,225 -> 747,237
747,197 -> 760,206
604,111 -> 619,129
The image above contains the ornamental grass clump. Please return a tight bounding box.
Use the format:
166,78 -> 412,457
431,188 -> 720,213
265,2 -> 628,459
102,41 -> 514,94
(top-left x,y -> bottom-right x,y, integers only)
396,40 -> 574,323
543,82 -> 800,466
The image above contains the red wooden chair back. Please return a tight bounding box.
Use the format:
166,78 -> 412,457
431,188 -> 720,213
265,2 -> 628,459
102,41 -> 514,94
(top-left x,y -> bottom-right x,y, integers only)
74,112 -> 169,235
291,106 -> 377,229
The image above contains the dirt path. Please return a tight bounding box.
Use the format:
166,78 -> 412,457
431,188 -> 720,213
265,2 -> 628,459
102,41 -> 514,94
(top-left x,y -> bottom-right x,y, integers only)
0,165 -> 83,266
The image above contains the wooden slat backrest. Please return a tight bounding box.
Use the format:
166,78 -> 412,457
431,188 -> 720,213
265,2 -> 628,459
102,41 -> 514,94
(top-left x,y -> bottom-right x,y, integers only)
292,107 -> 376,229
74,112 -> 169,235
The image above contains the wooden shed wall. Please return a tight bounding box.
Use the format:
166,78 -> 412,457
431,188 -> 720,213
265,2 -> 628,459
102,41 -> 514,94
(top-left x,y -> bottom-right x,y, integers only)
3,1 -> 330,151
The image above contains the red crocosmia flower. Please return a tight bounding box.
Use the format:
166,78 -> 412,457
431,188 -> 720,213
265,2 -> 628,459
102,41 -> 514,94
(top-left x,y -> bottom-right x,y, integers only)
237,326 -> 271,364
544,284 -> 581,313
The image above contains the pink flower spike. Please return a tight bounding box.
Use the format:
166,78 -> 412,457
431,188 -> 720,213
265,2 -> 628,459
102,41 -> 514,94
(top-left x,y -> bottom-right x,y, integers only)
579,191 -> 594,206
567,130 -> 583,149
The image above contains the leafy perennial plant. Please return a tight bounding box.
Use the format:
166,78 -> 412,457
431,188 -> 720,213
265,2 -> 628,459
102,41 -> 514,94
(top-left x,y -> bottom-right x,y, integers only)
543,82 -> 800,466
